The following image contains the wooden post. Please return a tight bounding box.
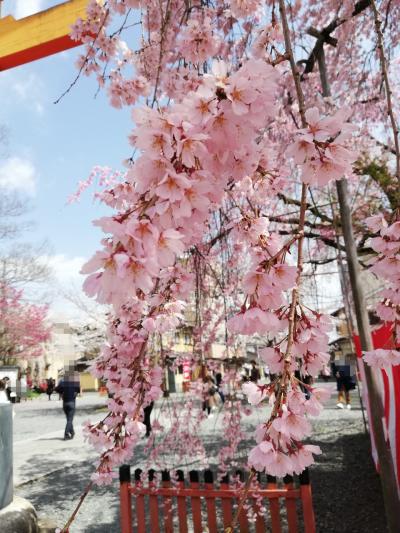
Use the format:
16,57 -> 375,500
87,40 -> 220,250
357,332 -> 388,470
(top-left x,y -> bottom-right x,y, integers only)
316,40 -> 400,533
119,465 -> 133,533
299,470 -> 316,533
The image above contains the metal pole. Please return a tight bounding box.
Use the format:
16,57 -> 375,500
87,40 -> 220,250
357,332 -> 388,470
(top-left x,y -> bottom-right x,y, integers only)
318,44 -> 400,532
328,188 -> 368,433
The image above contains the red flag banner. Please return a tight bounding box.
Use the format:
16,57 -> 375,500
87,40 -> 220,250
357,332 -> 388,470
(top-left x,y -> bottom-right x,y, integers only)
354,323 -> 400,494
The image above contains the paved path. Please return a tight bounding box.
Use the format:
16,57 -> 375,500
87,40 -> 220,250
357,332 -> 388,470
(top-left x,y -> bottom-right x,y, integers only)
13,393 -> 107,486
13,384 -> 386,532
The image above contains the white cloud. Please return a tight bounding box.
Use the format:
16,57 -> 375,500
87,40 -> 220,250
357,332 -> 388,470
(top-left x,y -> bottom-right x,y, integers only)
15,0 -> 45,19
0,156 -> 37,195
44,254 -> 107,324
0,71 -> 46,116
50,254 -> 85,278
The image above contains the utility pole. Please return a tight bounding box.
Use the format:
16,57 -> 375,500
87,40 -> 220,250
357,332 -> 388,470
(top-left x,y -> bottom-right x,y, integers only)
313,37 -> 400,532
328,188 -> 368,433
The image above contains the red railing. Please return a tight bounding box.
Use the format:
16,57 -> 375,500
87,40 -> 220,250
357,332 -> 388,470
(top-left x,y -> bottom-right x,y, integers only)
119,466 -> 316,532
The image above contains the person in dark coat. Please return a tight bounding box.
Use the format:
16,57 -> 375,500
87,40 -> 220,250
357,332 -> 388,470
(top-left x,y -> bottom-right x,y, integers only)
56,371 -> 80,440
143,401 -> 154,437
215,372 -> 225,403
332,363 -> 353,410
2,377 -> 11,401
250,361 -> 260,383
46,377 -> 55,401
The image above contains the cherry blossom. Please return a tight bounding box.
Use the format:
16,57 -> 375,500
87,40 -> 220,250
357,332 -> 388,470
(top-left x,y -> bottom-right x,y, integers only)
287,107 -> 357,186
63,0 -> 400,503
0,283 -> 50,362
362,216 -> 400,369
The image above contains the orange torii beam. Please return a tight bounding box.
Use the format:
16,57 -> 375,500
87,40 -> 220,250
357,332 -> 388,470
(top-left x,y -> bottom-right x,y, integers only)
0,0 -> 89,71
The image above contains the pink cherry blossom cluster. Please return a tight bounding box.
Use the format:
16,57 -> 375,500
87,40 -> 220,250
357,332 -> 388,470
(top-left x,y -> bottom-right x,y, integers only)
287,107 -> 357,186
69,0 -> 368,491
227,218 -> 296,336
84,332 -> 163,482
80,59 -> 281,481
363,215 -> 400,369
217,370 -> 252,475
69,0 -> 273,106
82,59 -> 278,308
67,166 -> 124,204
177,15 -> 222,63
259,311 -> 331,377
244,380 -> 330,476
240,308 -> 331,476
107,72 -> 151,109
226,211 -> 332,476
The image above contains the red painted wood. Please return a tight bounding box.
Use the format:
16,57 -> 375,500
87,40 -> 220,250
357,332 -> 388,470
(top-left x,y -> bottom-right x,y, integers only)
0,35 -> 81,71
267,480 -> 282,533
121,467 -> 315,533
190,481 -> 203,533
162,479 -> 174,533
149,481 -> 161,533
220,480 -> 233,530
129,486 -> 299,499
134,482 -> 146,533
284,480 -> 298,533
237,503 -> 250,532
120,481 -> 133,533
300,485 -> 316,533
176,480 -> 189,533
204,477 -> 218,533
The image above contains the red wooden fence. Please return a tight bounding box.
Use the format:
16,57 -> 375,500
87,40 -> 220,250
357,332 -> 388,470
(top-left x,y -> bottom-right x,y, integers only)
119,466 -> 316,532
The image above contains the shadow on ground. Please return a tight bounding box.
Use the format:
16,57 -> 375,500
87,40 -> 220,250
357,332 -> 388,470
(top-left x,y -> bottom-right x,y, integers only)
16,461 -> 120,532
311,428 -> 386,533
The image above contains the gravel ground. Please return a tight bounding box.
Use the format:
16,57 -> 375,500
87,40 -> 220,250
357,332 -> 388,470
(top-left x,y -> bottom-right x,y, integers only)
310,403 -> 386,532
16,383 -> 387,532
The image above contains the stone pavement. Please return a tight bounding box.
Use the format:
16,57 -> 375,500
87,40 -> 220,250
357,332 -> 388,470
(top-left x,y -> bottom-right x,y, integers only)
13,393 -> 106,487
13,384 -> 386,532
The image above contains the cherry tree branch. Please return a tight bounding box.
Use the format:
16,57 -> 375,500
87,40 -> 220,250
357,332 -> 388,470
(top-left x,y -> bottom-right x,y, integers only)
370,0 -> 400,183
301,0 -> 371,76
227,0 -> 310,529
277,192 -> 333,223
54,9 -> 110,105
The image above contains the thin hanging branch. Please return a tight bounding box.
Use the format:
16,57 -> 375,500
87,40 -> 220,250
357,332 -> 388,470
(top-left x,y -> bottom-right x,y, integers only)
370,0 -> 400,182
54,9 -> 110,105
226,1 -> 311,530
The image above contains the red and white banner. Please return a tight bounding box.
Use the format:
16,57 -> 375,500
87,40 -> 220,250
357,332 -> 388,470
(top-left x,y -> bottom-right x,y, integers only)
354,323 -> 400,494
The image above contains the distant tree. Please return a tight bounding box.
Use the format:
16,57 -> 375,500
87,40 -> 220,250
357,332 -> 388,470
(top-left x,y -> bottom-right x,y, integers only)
0,190 -> 52,365
0,283 -> 51,365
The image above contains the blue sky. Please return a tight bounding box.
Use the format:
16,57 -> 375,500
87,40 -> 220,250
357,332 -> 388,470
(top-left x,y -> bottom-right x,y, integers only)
0,1 -> 135,318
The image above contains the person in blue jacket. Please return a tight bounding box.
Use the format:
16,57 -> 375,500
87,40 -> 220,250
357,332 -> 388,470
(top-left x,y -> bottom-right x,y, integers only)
56,369 -> 80,440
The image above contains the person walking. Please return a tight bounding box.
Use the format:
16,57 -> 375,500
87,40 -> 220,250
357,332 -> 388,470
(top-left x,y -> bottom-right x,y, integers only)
0,380 -> 10,403
215,372 -> 225,404
46,377 -> 55,401
56,370 -> 80,440
143,401 -> 154,437
250,361 -> 260,383
2,377 -> 12,402
333,362 -> 353,410
202,376 -> 217,416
